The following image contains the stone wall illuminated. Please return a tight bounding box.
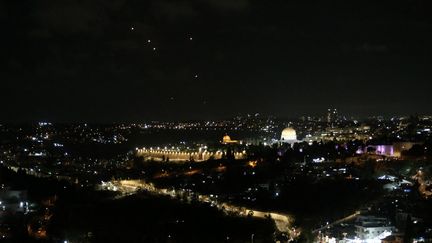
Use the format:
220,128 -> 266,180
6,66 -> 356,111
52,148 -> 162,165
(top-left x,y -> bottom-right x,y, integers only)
136,148 -> 246,162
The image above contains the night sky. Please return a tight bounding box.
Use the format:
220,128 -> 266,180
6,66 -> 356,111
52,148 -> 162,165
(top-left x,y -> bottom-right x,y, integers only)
2,0 -> 432,122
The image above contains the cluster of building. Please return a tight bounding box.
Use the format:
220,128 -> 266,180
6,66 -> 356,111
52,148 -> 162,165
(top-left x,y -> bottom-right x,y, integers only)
0,111 -> 431,241
318,214 -> 396,243
0,185 -> 33,239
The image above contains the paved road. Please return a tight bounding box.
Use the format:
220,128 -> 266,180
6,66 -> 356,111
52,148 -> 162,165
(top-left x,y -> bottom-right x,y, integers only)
312,211 -> 360,233
99,179 -> 299,239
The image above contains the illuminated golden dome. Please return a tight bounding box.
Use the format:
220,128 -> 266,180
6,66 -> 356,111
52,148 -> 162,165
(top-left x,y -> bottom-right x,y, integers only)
281,127 -> 297,141
222,135 -> 232,143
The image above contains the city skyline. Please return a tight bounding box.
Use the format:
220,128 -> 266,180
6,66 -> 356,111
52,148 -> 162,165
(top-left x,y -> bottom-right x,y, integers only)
2,1 -> 432,242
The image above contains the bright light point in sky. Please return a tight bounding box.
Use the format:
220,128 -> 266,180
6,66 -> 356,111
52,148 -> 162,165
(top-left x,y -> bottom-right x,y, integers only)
194,74 -> 198,78
4,1 -> 431,120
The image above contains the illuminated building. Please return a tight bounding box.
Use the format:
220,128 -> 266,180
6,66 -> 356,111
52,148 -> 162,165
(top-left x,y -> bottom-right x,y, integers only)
360,142 -> 422,158
222,134 -> 239,144
280,127 -> 298,144
354,215 -> 394,242
327,108 -> 338,127
136,148 -> 246,161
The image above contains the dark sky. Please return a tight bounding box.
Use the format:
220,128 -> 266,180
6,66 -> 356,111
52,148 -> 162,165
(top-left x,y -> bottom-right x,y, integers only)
1,0 -> 432,122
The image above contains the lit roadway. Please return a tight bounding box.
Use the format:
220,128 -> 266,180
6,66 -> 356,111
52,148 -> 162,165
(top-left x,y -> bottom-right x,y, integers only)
312,210 -> 360,233
412,170 -> 432,198
99,179 -> 299,240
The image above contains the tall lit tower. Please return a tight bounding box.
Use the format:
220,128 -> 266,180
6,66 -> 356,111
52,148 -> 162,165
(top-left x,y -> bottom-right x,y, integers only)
327,108 -> 338,127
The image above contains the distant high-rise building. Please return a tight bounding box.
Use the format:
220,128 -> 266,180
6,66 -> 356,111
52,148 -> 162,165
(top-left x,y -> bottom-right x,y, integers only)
327,108 -> 338,126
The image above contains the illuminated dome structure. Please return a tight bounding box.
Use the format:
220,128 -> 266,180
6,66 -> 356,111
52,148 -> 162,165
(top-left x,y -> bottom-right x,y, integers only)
222,135 -> 232,143
280,127 -> 297,143
222,134 -> 239,144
